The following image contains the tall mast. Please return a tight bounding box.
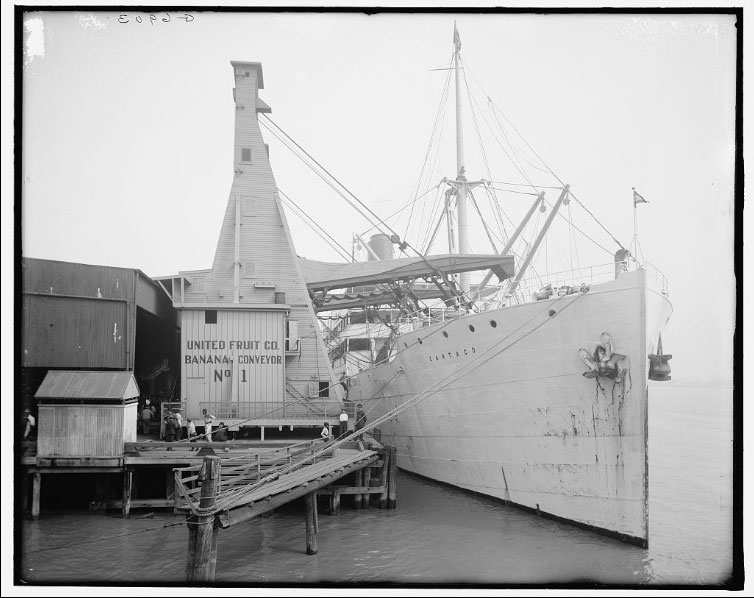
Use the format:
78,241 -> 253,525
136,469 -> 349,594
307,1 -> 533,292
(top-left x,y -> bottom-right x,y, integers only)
453,23 -> 471,292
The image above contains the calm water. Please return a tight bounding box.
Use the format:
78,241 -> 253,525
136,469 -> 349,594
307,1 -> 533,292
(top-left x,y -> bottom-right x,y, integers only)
19,384 -> 733,585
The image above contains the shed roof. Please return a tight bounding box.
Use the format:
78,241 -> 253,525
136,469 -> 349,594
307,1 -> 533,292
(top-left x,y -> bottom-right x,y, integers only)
35,371 -> 140,401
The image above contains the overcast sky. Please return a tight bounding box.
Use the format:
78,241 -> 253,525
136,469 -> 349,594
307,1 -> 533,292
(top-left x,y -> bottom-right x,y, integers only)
20,10 -> 737,384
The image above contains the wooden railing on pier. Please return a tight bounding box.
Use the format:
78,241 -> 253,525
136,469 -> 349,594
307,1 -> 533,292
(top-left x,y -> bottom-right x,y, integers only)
177,438 -> 397,583
173,441 -> 378,526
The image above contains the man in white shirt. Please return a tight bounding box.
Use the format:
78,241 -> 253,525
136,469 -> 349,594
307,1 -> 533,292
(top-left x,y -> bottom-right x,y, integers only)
202,408 -> 216,442
338,409 -> 349,438
22,409 -> 36,440
173,410 -> 184,440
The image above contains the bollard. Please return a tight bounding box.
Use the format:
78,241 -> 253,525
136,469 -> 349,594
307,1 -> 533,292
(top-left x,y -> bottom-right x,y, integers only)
186,456 -> 220,583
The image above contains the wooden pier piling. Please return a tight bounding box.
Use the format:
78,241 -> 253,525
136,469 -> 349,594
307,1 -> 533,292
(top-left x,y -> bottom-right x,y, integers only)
362,465 -> 372,507
186,456 -> 220,583
353,470 -> 363,509
387,446 -> 398,509
330,488 -> 341,515
122,469 -> 133,518
379,448 -> 390,509
305,492 -> 318,555
31,472 -> 41,520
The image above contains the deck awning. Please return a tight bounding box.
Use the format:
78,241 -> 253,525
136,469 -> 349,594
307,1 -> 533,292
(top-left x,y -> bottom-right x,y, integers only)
35,370 -> 140,404
301,254 -> 515,292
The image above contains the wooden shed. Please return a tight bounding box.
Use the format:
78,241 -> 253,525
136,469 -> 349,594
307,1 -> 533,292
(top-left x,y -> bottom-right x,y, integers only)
35,371 -> 140,458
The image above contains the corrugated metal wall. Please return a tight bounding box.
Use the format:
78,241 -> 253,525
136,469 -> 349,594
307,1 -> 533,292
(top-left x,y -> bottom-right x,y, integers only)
23,295 -> 129,368
23,258 -> 135,300
22,258 -> 136,369
37,404 -> 132,457
181,309 -> 285,418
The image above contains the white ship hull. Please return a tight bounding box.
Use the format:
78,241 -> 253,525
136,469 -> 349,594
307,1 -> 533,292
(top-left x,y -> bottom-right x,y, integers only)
348,268 -> 672,545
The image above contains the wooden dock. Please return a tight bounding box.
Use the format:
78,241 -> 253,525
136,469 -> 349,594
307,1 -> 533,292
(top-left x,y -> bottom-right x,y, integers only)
172,439 -> 397,582
20,435 -> 399,583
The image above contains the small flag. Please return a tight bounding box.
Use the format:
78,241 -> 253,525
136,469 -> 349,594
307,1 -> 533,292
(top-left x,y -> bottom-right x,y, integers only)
632,188 -> 649,206
454,23 -> 462,51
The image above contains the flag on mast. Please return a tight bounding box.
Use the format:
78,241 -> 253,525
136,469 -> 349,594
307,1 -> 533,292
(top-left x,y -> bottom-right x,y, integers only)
632,188 -> 649,206
454,23 -> 462,51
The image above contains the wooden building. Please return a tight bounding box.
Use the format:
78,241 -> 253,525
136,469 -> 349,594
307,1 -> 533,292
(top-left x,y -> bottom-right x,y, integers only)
20,258 -> 178,407
35,370 -> 139,458
156,62 -> 341,435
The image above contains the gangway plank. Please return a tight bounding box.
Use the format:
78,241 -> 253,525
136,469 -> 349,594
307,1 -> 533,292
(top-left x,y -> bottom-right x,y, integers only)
175,448 -> 379,529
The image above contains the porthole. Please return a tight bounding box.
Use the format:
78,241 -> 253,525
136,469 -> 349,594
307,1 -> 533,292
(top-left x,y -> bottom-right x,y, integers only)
442,331 -> 449,338
490,320 -> 498,328
469,324 -> 475,332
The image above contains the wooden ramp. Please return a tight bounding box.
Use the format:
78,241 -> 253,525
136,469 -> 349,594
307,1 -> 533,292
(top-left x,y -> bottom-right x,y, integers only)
174,445 -> 379,528
174,439 -> 397,583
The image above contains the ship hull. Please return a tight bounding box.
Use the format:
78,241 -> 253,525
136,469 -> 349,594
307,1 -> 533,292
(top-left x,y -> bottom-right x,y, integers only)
348,268 -> 671,545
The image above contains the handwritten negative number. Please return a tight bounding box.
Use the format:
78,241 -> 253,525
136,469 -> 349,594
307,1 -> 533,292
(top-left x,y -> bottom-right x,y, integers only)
118,13 -> 194,24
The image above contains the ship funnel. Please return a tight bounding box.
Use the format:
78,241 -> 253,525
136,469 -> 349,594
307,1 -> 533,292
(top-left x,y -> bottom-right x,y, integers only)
614,248 -> 630,279
368,233 -> 394,261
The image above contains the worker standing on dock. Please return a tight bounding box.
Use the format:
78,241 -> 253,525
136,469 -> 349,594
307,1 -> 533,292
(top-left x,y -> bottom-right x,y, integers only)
165,414 -> 177,442
338,409 -> 349,438
202,409 -> 216,442
320,422 -> 331,442
173,409 -> 184,440
140,404 -> 152,435
187,419 -> 196,441
22,409 -> 36,440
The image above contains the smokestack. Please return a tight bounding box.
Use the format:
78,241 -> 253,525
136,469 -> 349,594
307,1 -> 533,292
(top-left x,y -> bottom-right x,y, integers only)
614,248 -> 630,279
368,234 -> 394,261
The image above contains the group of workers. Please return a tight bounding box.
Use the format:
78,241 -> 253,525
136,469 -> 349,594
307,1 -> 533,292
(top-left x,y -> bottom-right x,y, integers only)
163,408 -> 229,442
321,403 -> 366,441
144,399 -> 367,444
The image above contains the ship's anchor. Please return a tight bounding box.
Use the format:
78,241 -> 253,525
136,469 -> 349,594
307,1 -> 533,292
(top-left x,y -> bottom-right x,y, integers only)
648,333 -> 672,381
579,332 -> 625,380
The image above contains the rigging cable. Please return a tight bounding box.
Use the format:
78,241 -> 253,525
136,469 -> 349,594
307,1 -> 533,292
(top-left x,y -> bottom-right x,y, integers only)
486,98 -> 626,251
261,115 -> 477,309
261,114 -> 403,246
403,51 -> 454,241
278,188 -> 352,261
462,61 -> 626,252
204,291 -> 587,513
260,119 -> 383,235
461,57 -> 509,244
